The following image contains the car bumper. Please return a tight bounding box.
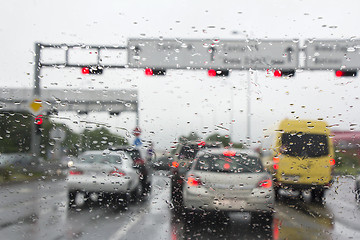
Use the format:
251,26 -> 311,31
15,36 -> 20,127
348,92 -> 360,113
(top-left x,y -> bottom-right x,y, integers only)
275,182 -> 332,190
66,176 -> 132,193
183,188 -> 275,212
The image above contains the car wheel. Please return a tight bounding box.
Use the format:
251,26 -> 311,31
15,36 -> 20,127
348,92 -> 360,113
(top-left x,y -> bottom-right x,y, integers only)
171,179 -> 182,202
143,181 -> 151,195
131,183 -> 144,203
251,212 -> 273,228
274,187 -> 281,201
311,188 -> 325,203
68,191 -> 76,208
355,188 -> 360,203
111,193 -> 129,212
69,191 -> 86,209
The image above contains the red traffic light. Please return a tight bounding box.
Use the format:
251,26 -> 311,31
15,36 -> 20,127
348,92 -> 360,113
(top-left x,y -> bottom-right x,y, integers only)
208,69 -> 216,76
144,68 -> 166,76
335,70 -> 357,77
82,67 -> 90,75
35,115 -> 43,125
145,68 -> 153,76
273,70 -> 282,77
81,66 -> 103,75
273,69 -> 295,77
208,69 -> 229,77
335,70 -> 343,77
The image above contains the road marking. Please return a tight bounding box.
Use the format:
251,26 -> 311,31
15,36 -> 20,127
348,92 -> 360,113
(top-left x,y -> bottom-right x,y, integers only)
108,211 -> 146,240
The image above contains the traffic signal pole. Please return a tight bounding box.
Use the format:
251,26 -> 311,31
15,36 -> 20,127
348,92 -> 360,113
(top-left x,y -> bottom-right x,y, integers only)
31,43 -> 131,157
31,43 -> 42,157
246,71 -> 251,147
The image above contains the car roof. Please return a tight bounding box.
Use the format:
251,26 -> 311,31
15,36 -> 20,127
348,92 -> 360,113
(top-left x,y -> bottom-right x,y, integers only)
178,140 -> 222,146
81,150 -> 129,156
109,146 -> 140,151
195,148 -> 260,158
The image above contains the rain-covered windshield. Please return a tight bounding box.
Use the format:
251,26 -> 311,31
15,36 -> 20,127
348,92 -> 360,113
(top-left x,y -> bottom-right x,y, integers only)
2,0 -> 360,239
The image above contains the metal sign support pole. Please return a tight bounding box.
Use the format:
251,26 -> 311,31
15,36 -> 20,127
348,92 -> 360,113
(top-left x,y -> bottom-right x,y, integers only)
229,83 -> 234,142
31,43 -> 42,157
246,71 -> 251,147
136,101 -> 139,127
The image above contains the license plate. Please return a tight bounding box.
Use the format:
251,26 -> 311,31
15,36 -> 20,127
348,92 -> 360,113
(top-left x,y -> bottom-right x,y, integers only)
283,175 -> 300,181
214,198 -> 246,208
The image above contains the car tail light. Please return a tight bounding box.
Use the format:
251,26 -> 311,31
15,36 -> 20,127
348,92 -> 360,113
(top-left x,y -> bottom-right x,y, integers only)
258,179 -> 272,188
134,158 -> 145,165
273,156 -> 280,163
330,158 -> 335,166
273,163 -> 279,170
69,170 -> 83,175
109,169 -> 126,177
223,150 -> 236,157
187,177 -> 202,187
172,161 -> 179,168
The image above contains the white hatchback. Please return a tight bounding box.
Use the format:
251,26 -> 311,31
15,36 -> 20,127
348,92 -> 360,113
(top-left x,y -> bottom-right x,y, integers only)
182,149 -> 275,223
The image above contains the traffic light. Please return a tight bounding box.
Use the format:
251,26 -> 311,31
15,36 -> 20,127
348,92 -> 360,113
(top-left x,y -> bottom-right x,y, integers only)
208,69 -> 230,77
273,69 -> 295,77
144,68 -> 166,76
335,70 -> 357,77
34,115 -> 43,135
82,66 -> 103,75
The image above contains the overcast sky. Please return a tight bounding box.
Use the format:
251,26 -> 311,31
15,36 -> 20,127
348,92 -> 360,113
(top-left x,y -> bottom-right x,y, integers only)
1,0 -> 360,149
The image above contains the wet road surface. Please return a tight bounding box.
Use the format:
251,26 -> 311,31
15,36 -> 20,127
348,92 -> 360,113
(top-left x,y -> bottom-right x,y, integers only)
0,172 -> 360,239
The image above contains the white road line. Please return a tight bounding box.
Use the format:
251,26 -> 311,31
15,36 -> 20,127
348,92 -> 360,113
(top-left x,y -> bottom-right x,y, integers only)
108,211 -> 146,240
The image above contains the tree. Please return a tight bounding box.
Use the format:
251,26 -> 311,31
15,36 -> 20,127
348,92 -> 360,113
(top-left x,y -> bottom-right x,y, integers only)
178,131 -> 201,144
205,132 -> 245,149
0,111 -> 53,155
82,127 -> 127,151
206,132 -> 231,147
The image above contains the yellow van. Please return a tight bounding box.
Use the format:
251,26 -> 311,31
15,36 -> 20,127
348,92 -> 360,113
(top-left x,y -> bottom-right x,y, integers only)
261,119 -> 335,202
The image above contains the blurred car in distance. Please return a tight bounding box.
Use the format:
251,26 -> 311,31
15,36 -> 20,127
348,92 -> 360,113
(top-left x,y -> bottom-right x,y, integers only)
182,148 -> 274,224
67,150 -> 143,209
356,175 -> 360,202
152,153 -> 171,171
109,145 -> 152,193
261,119 -> 335,202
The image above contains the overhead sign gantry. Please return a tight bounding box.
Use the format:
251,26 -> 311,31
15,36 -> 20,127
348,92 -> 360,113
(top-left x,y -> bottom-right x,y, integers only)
304,39 -> 360,70
27,38 -> 360,155
128,39 -> 299,71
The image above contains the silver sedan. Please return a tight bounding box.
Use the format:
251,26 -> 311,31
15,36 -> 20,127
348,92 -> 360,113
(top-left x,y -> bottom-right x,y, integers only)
182,149 -> 275,223
67,150 -> 142,209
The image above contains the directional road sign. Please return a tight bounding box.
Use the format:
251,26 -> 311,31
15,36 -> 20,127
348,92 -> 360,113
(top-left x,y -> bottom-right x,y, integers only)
304,39 -> 360,70
29,98 -> 43,115
128,39 -> 299,70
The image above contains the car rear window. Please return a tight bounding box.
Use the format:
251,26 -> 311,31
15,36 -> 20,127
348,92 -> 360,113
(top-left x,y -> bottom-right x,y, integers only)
281,133 -> 329,157
179,143 -> 222,160
179,144 -> 199,159
78,154 -> 122,164
195,153 -> 264,173
111,148 -> 141,160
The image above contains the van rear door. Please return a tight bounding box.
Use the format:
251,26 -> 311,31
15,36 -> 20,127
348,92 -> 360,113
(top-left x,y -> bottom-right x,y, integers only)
276,132 -> 332,185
